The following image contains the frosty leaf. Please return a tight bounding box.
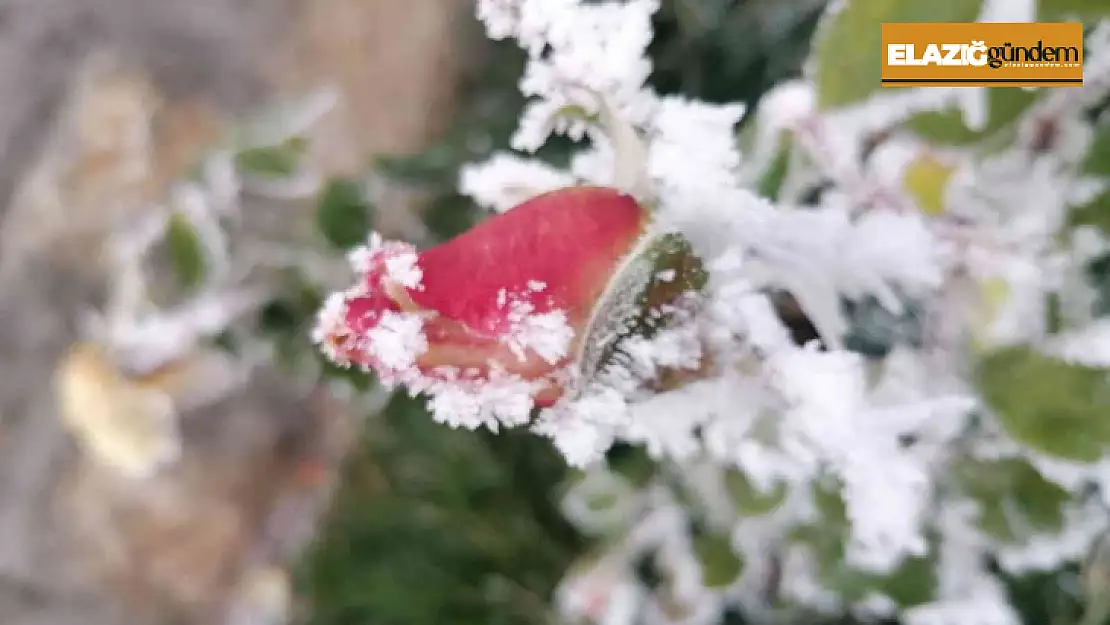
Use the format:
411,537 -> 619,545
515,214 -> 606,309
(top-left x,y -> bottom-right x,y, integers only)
954,456 -> 1071,542
233,88 -> 337,149
317,178 -> 376,250
165,211 -> 207,290
235,137 -> 308,179
975,345 -> 1110,462
640,233 -> 709,314
902,154 -> 954,216
1038,0 -> 1110,21
905,88 -> 1037,146
842,295 -> 925,359
811,0 -> 983,109
793,482 -> 936,605
691,532 -> 744,588
723,468 -> 787,516
575,232 -> 707,387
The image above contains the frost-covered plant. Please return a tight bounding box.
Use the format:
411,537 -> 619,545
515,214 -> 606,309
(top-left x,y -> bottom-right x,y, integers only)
55,87 -> 392,479
313,0 -> 1110,624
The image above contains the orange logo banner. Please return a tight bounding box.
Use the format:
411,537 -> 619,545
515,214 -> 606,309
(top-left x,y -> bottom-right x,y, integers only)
881,22 -> 1084,88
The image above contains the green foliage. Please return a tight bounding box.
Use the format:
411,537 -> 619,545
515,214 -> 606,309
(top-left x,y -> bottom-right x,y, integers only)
1083,125 -> 1110,177
648,0 -> 825,106
1005,567 -> 1086,625
788,483 -> 938,607
692,531 -> 746,588
235,136 -> 309,178
1070,192 -> 1110,241
954,456 -> 1071,543
256,272 -> 332,371
905,88 -> 1038,146
1038,0 -> 1110,21
316,178 -> 376,250
811,0 -> 983,109
1065,113 -> 1110,235
757,135 -> 794,201
606,442 -> 658,488
723,468 -> 788,516
296,394 -> 582,625
975,345 -> 1110,463
164,211 -> 207,290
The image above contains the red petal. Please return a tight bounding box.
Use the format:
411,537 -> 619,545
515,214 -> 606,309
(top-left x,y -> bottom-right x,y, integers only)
321,186 -> 648,407
410,186 -> 648,337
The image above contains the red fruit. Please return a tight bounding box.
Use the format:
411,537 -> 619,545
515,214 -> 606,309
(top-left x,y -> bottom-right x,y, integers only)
316,186 -> 650,408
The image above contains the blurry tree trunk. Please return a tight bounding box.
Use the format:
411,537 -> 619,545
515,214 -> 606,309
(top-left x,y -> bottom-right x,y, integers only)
0,0 -> 470,623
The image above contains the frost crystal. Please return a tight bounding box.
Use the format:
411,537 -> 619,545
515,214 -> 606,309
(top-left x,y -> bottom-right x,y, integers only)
365,311 -> 427,374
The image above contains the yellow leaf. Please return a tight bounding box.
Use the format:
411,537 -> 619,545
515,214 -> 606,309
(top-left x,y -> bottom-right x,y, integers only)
903,154 -> 954,216
54,342 -> 180,478
969,277 -> 1011,352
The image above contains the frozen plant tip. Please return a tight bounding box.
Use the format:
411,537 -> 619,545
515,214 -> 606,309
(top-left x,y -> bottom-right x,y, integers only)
313,186 -> 661,429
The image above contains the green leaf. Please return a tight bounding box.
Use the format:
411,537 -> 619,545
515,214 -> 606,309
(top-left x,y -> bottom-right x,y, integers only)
1038,0 -> 1110,21
164,211 -> 207,290
812,0 -> 983,109
577,232 -> 707,386
954,456 -> 1071,542
793,482 -> 938,606
757,135 -> 793,201
813,480 -> 849,527
606,443 -> 657,488
903,153 -> 954,216
642,233 -> 710,311
235,136 -> 308,178
905,88 -> 1038,146
374,147 -> 460,187
316,178 -> 376,250
584,492 -> 620,512
1046,291 -> 1064,334
976,345 -> 1110,462
723,468 -> 787,516
691,532 -> 744,588
879,553 -> 938,607
1082,125 -> 1110,177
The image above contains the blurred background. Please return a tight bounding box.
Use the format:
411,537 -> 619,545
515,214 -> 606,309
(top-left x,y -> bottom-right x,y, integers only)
3,1 -> 1049,624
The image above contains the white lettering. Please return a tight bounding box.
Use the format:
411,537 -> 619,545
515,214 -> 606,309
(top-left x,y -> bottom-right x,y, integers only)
941,43 -> 962,65
966,40 -> 988,66
921,43 -> 943,65
888,43 -> 907,65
